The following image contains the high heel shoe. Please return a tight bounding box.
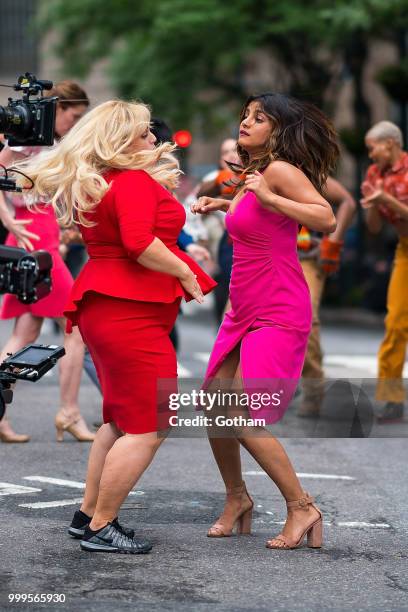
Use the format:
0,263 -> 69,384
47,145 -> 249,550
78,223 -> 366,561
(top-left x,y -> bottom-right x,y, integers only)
55,412 -> 96,442
266,492 -> 323,550
207,481 -> 253,537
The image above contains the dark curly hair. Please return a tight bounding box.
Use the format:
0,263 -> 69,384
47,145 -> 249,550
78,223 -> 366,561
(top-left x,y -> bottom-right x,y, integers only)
235,93 -> 339,193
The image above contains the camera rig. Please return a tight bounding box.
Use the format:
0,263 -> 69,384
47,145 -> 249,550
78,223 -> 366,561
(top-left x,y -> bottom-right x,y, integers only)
0,73 -> 56,147
0,344 -> 65,421
0,73 -> 57,192
0,245 -> 52,304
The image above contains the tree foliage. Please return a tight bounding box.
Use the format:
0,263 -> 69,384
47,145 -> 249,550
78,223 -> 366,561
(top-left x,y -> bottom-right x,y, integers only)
39,0 -> 408,129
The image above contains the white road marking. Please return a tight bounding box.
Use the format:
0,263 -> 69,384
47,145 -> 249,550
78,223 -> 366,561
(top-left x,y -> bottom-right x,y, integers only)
178,363 -> 192,377
243,471 -> 355,480
337,521 -> 390,528
262,520 -> 391,529
194,352 -> 211,364
324,354 -> 408,376
24,476 -> 85,489
195,352 -> 408,376
10,477 -> 391,529
23,476 -> 144,496
0,482 -> 42,496
19,498 -> 83,509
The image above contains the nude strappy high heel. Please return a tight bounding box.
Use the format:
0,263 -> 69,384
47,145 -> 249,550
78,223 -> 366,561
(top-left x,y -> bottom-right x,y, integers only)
55,412 -> 95,442
266,492 -> 323,550
207,481 -> 254,537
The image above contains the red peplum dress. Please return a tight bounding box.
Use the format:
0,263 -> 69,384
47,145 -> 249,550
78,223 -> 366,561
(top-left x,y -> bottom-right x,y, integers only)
64,169 -> 216,434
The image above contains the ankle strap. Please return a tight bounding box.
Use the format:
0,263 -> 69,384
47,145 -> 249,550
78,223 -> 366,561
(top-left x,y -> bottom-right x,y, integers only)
226,481 -> 246,495
286,493 -> 314,509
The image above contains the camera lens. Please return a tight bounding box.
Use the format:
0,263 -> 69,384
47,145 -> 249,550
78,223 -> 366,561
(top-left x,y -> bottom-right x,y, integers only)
0,102 -> 33,140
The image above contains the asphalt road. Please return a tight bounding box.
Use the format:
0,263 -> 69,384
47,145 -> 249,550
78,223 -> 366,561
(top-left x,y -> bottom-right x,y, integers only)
0,308 -> 407,611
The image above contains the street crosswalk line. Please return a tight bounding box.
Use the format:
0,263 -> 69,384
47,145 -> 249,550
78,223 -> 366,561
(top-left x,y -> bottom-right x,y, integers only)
24,476 -> 84,488
0,482 -> 42,496
24,475 -> 144,495
19,497 -> 83,509
260,519 -> 391,529
324,354 -> 408,376
243,471 -> 355,480
194,352 -> 408,375
194,352 -> 210,363
177,363 -> 192,377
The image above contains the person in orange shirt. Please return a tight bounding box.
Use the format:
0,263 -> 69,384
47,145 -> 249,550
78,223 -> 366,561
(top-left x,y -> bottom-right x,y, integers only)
361,120 -> 408,423
297,177 -> 356,417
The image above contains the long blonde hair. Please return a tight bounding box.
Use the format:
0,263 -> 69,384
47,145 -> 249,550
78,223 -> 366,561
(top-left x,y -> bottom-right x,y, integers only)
15,100 -> 181,226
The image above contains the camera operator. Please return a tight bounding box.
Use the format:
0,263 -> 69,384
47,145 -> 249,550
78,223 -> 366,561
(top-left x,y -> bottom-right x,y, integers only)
0,81 -> 94,444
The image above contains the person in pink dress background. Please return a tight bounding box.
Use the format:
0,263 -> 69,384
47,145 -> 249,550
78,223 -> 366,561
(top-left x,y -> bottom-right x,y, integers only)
0,81 -> 94,443
192,93 -> 338,550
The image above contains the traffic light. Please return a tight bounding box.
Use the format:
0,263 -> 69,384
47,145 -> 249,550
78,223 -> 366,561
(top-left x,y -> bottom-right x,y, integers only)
173,129 -> 192,148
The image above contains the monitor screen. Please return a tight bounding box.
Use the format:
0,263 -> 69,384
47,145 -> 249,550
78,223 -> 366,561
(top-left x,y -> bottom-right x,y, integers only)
12,346 -> 55,365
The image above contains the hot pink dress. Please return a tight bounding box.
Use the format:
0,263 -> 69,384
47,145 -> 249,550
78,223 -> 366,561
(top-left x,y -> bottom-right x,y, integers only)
203,191 -> 312,423
0,147 -> 73,319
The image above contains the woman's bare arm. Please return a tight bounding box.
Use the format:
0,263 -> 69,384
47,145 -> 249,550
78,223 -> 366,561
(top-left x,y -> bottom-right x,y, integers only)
190,196 -> 231,215
245,162 -> 336,233
136,238 -> 204,303
0,147 -> 40,250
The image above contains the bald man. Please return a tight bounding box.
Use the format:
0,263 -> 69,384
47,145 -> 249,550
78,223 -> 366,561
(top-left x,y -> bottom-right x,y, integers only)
362,120 -> 408,423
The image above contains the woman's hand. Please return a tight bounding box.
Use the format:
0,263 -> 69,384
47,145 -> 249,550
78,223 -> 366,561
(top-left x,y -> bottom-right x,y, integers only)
360,188 -> 390,209
2,216 -> 40,251
360,179 -> 385,209
185,243 -> 211,262
179,269 -> 204,303
244,170 -> 272,203
191,197 -> 229,215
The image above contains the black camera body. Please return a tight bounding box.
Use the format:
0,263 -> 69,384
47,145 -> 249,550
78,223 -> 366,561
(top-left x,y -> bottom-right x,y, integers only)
0,73 -> 56,146
0,245 -> 52,304
0,344 -> 65,420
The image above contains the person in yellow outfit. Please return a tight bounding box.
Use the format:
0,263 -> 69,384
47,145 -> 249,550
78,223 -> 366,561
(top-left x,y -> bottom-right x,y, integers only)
297,177 -> 356,417
362,121 -> 408,423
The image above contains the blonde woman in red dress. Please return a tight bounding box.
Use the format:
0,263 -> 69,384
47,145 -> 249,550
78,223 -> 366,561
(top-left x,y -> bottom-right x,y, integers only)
17,100 -> 216,553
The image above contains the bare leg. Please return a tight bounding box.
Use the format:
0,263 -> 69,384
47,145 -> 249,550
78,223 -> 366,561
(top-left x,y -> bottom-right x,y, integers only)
89,431 -> 165,530
207,344 -> 242,489
0,313 -> 43,440
231,363 -> 320,547
206,345 -> 253,535
55,318 -> 85,422
80,423 -> 122,516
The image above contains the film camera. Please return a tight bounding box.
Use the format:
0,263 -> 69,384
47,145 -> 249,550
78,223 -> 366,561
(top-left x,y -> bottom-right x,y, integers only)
0,245 -> 52,304
0,344 -> 65,421
0,245 -> 55,421
0,73 -> 57,193
0,74 -> 63,421
0,73 -> 56,147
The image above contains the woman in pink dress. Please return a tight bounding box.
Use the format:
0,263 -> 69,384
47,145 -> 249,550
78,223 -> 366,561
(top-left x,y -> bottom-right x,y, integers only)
0,81 -> 94,443
192,93 -> 339,549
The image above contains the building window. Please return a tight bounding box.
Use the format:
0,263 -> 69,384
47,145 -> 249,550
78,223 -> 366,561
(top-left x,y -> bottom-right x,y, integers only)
0,0 -> 38,74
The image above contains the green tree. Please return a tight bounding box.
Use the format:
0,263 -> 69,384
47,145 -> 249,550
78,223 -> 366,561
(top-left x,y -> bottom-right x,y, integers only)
40,0 -> 408,130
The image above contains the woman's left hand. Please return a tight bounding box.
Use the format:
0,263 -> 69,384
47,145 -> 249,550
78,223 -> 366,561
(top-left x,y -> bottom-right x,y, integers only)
360,189 -> 389,209
244,171 -> 271,203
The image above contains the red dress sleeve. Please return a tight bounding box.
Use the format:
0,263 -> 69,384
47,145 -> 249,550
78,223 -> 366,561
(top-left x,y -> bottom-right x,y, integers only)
113,170 -> 158,259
